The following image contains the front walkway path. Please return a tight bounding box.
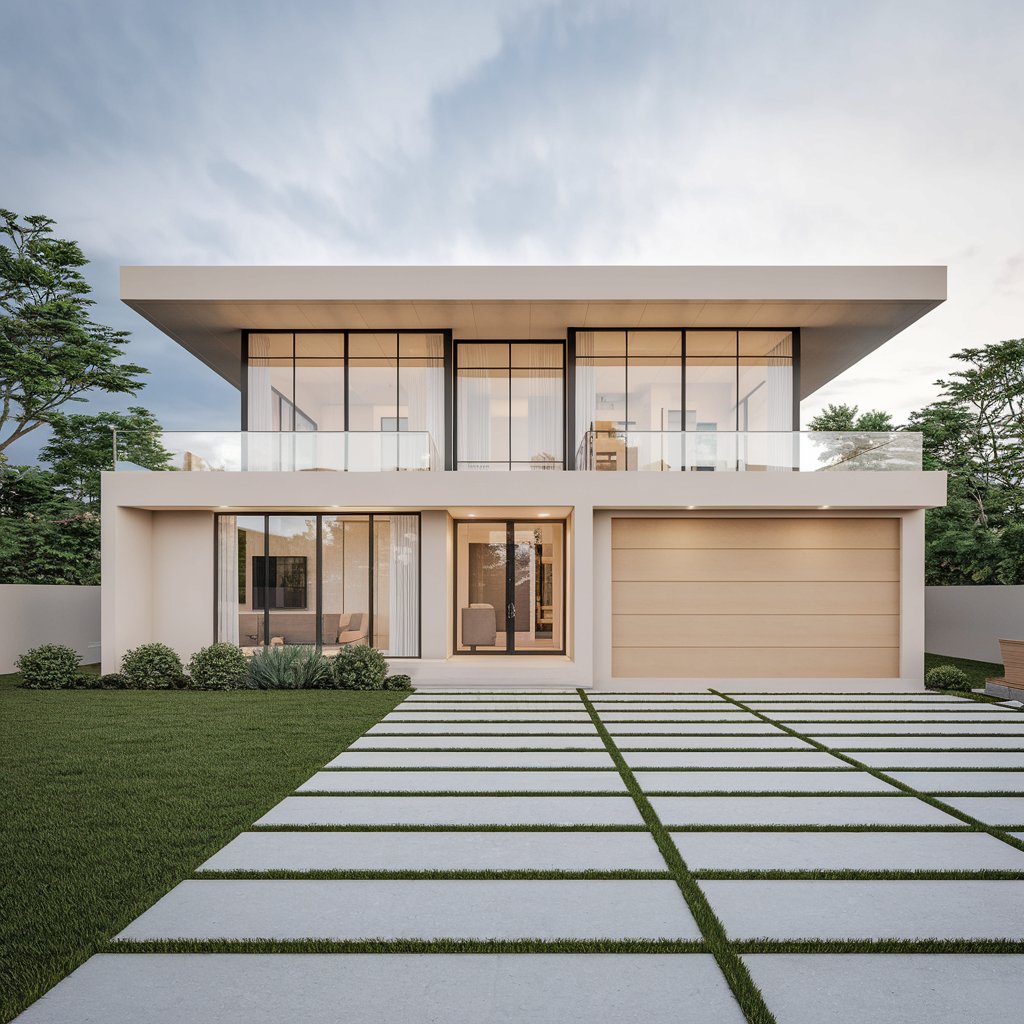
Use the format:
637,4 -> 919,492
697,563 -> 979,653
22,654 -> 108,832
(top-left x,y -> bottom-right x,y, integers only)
15,689 -> 1024,1023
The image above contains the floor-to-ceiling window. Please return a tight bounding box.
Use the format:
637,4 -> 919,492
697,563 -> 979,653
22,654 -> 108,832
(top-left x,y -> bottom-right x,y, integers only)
245,331 -> 445,469
574,329 -> 794,470
455,342 -> 564,470
217,512 -> 420,657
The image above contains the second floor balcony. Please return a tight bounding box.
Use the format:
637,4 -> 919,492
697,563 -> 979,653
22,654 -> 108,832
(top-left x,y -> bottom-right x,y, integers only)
114,429 -> 923,473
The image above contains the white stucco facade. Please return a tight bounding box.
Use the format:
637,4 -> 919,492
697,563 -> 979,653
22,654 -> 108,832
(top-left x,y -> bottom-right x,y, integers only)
103,265 -> 948,690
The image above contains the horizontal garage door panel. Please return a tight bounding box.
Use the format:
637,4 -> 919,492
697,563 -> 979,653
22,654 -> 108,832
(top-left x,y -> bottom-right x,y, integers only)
613,614 -> 899,648
612,547 -> 900,583
612,517 -> 899,550
613,646 -> 901,679
612,581 -> 899,616
610,517 -> 901,679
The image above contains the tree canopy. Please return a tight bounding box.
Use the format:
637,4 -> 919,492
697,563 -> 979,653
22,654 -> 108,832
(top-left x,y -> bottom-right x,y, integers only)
0,209 -> 147,452
807,403 -> 895,432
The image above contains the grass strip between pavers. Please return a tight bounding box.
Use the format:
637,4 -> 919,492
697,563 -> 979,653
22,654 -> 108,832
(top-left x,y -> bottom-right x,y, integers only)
192,869 -> 674,880
579,690 -> 778,1024
733,938 -> 1024,954
711,692 -> 1024,858
106,937 -> 708,955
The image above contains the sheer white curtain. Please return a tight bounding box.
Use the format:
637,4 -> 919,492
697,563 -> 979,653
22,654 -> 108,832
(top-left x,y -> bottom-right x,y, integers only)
574,332 -> 597,467
767,338 -> 795,472
386,515 -> 419,657
525,344 -> 563,469
217,516 -> 239,644
404,334 -> 445,469
246,334 -> 274,470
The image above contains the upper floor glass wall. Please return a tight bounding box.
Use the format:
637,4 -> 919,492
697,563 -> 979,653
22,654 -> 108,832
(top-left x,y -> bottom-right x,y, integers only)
246,331 -> 445,452
455,342 -> 564,471
574,329 -> 794,465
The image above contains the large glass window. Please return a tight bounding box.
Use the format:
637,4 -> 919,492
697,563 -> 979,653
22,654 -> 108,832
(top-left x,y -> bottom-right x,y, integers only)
456,342 -> 564,470
574,329 -> 794,469
218,512 -> 420,656
245,332 -> 444,462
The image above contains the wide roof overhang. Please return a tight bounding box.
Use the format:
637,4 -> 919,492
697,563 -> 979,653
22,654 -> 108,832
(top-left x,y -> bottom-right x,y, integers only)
120,265 -> 946,398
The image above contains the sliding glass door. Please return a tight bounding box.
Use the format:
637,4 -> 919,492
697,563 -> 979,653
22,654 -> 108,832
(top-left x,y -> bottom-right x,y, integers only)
217,512 -> 420,657
454,520 -> 565,654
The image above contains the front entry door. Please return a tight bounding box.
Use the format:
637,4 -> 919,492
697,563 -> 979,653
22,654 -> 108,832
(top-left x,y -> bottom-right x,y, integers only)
455,519 -> 565,654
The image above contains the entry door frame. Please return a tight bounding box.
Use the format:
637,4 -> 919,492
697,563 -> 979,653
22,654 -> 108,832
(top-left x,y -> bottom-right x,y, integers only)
452,518 -> 567,656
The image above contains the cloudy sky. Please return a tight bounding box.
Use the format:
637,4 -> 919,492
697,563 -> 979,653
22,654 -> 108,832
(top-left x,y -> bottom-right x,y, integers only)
3,0 -> 1023,461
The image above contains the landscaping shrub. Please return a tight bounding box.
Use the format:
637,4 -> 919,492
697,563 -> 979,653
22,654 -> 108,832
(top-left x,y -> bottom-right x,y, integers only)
385,673 -> 413,691
16,644 -> 82,689
925,663 -> 973,692
99,672 -> 127,689
120,643 -> 186,690
80,672 -> 104,689
244,646 -> 333,689
187,643 -> 248,691
332,644 -> 388,690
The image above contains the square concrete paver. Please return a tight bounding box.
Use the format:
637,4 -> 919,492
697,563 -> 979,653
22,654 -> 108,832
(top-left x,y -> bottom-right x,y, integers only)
591,694 -> 723,702
854,751 -> 1024,768
200,830 -> 668,872
651,795 -> 953,826
615,735 -> 814,750
888,771 -> 1024,792
744,954 -> 1021,1024
326,751 -> 616,768
941,796 -> 1024,826
733,694 -> 975,703
349,734 -> 608,749
671,830 -> 1024,871
701,880 -> 1024,939
11,954 -> 745,1024
368,722 -> 598,734
623,751 -> 840,769
590,703 -> 739,712
598,713 -> 764,723
738,701 -> 983,712
297,770 -> 626,793
799,723 -> 1024,735
115,880 -> 700,941
399,703 -> 586,712
633,770 -> 895,793
383,712 -> 594,722
256,795 -> 644,826
608,722 -> 784,734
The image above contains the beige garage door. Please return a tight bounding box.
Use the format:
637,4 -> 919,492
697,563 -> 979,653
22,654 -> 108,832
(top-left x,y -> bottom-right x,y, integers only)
611,517 -> 900,678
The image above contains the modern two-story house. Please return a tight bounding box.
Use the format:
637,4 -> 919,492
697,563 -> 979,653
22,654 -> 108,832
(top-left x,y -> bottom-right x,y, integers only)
102,266 -> 947,691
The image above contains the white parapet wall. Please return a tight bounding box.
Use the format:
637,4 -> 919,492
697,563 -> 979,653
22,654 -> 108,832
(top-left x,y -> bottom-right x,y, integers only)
925,585 -> 1024,664
0,584 -> 102,673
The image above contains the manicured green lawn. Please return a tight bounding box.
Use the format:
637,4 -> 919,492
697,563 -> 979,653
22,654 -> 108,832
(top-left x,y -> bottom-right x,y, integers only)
0,669 -> 402,1023
925,652 -> 1004,690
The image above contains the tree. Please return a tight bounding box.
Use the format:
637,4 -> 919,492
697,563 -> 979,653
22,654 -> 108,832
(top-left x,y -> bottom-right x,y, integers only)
0,209 -> 147,452
40,406 -> 172,506
0,463 -> 100,584
807,403 -> 895,432
908,339 -> 1024,584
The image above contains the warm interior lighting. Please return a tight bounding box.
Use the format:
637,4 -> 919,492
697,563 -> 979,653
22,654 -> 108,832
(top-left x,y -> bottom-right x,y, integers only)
820,505 -> 831,509
537,512 -> 551,517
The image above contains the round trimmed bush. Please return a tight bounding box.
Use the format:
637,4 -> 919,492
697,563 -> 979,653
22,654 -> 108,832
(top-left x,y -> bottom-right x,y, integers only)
384,673 -> 413,691
333,644 -> 388,690
188,643 -> 248,690
100,672 -> 127,689
121,643 -> 186,689
925,664 -> 973,692
16,644 -> 82,689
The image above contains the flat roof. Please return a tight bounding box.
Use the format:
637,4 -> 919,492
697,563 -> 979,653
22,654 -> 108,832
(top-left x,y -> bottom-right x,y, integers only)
120,265 -> 946,397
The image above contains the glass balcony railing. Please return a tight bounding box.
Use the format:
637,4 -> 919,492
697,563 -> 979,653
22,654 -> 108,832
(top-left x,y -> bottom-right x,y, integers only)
113,431 -> 440,472
576,431 -> 923,472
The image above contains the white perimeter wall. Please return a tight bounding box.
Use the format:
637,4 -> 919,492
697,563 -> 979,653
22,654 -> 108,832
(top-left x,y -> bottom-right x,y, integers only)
0,584 -> 101,673
925,585 -> 1024,664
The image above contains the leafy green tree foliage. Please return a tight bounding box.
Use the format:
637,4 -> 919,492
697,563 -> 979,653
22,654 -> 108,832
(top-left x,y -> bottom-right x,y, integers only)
807,403 -> 895,432
0,209 -> 147,452
0,463 -> 100,584
909,340 -> 1024,584
40,406 -> 172,505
